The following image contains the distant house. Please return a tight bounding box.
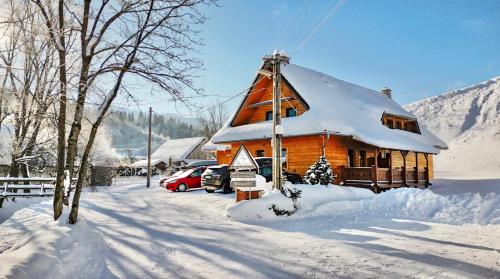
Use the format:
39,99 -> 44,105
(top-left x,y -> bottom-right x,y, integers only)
201,140 -> 231,160
130,158 -> 168,172
210,63 -> 447,192
149,136 -> 210,168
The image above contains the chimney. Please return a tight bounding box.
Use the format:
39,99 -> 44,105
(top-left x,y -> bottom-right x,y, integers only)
381,87 -> 392,99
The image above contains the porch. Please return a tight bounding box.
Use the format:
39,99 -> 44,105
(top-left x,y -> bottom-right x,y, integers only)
338,149 -> 431,192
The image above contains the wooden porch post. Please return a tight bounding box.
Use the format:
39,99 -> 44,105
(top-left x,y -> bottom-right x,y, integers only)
373,149 -> 379,188
415,152 -> 419,184
400,150 -> 408,186
388,150 -> 393,185
424,153 -> 430,185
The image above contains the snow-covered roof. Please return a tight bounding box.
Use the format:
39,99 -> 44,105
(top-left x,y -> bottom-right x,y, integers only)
152,137 -> 206,161
201,140 -> 231,151
131,159 -> 166,168
211,63 -> 447,154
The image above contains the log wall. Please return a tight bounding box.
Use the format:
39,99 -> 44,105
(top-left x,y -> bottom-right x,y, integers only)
216,136 -> 435,180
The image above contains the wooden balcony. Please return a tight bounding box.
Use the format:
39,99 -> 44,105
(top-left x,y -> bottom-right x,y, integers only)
339,166 -> 430,193
338,149 -> 431,193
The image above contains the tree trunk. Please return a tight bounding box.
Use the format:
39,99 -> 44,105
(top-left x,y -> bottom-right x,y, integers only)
64,61 -> 91,201
68,124 -> 97,224
53,0 -> 68,221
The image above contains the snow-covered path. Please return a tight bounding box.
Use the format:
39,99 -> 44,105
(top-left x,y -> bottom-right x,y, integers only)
1,177 -> 499,278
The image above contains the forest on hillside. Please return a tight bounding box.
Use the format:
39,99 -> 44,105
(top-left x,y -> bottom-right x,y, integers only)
106,110 -> 203,156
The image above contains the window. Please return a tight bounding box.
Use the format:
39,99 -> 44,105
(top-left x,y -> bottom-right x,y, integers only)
191,169 -> 202,177
382,113 -> 421,134
387,119 -> 394,129
348,149 -> 355,167
265,111 -> 273,121
286,107 -> 297,117
260,166 -> 272,177
256,150 -> 265,157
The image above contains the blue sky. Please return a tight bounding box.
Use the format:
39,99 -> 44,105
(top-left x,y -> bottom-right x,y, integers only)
134,0 -> 500,116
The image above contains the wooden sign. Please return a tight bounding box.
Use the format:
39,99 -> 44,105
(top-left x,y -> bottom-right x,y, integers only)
231,179 -> 256,188
229,145 -> 258,170
230,171 -> 256,179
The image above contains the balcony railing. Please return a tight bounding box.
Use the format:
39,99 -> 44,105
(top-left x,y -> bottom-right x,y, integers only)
339,166 -> 429,191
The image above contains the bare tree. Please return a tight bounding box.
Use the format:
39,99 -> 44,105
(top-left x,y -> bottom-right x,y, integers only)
27,0 -> 213,223
197,99 -> 228,139
31,0 -> 85,220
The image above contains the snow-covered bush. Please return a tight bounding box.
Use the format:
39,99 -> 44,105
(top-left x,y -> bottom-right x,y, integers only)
304,156 -> 334,185
272,184 -> 303,216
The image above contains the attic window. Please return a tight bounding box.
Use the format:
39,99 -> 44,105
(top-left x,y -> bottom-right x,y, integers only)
382,113 -> 421,134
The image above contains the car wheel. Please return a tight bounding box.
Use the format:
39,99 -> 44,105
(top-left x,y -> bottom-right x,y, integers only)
222,181 -> 232,194
177,183 -> 188,192
205,188 -> 215,193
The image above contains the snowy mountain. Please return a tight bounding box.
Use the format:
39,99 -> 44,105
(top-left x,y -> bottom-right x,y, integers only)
405,77 -> 500,178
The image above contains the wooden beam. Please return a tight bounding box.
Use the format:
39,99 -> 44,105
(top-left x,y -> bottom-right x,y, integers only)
373,149 -> 379,188
400,150 -> 408,186
415,152 -> 419,184
389,150 -> 393,185
424,153 -> 430,185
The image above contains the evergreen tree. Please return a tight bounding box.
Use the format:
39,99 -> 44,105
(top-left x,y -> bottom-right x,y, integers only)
304,156 -> 335,185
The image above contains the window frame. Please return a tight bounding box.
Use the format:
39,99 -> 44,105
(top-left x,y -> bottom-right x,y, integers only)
265,111 -> 273,121
285,107 -> 297,117
256,150 -> 265,157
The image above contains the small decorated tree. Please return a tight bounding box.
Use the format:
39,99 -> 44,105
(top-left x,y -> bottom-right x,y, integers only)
304,156 -> 334,185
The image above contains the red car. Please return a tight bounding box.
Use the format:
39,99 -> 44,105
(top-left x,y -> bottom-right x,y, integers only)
163,167 -> 205,192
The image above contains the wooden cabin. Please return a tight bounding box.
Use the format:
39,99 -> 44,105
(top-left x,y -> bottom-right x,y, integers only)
210,63 -> 447,192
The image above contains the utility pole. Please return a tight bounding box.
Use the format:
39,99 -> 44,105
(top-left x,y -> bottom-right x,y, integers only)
263,50 -> 289,191
147,107 -> 152,188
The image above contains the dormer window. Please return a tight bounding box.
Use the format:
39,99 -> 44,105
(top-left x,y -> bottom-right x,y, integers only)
382,112 -> 421,134
286,108 -> 297,117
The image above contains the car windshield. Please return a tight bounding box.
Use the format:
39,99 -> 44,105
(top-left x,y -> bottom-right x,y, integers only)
206,166 -> 226,174
171,170 -> 184,177
174,169 -> 193,178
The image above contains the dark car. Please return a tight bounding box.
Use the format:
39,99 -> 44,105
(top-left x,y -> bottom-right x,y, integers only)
254,157 -> 303,184
180,160 -> 217,170
202,158 -> 303,194
201,165 -> 231,193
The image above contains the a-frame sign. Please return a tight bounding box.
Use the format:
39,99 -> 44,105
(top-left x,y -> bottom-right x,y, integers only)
229,145 -> 258,170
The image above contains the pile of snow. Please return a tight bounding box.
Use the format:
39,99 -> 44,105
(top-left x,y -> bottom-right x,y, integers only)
227,182 -> 500,225
226,180 -> 373,222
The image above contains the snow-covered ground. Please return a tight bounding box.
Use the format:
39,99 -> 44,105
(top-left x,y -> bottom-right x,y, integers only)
1,176 -> 499,278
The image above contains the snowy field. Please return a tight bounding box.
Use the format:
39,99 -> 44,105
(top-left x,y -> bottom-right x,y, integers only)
0,176 -> 499,279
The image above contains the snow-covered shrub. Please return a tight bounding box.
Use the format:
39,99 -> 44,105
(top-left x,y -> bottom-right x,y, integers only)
272,184 -> 303,216
304,156 -> 334,185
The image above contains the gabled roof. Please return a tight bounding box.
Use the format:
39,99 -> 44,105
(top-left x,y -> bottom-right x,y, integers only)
211,63 -> 447,154
152,136 -> 206,161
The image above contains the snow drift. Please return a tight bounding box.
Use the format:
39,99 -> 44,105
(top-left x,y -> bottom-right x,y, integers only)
227,182 -> 500,226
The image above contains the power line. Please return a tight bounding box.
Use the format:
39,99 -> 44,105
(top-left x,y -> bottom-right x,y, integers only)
292,0 -> 348,54
272,0 -> 313,50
